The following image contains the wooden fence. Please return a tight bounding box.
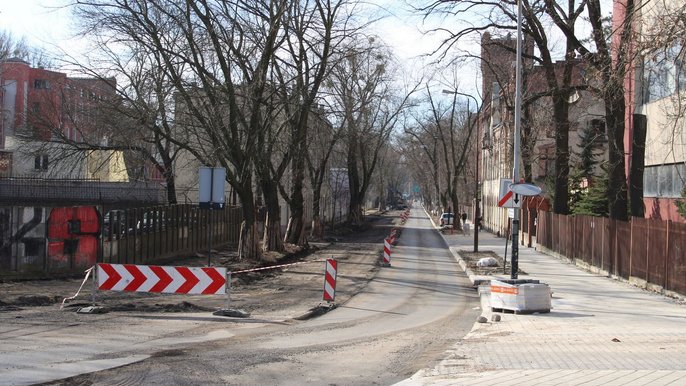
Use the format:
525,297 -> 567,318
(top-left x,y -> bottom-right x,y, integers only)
101,204 -> 242,265
537,212 -> 686,296
0,204 -> 242,279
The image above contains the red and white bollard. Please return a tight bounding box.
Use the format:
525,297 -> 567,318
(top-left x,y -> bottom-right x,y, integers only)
389,228 -> 397,244
383,238 -> 392,266
323,259 -> 337,302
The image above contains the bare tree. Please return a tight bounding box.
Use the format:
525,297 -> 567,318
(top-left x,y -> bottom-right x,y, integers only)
326,37 -> 417,225
403,121 -> 442,211
305,109 -> 342,239
419,0 -> 592,215
271,0 -> 351,248
0,30 -> 51,67
545,0 -> 638,220
72,0 -> 291,260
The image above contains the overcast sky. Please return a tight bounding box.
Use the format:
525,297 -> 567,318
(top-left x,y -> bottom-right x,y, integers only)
0,1 -> 452,63
0,0 -> 484,97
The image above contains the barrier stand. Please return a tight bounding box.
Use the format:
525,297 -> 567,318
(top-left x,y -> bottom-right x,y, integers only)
64,266 -> 107,314
214,271 -> 250,318
226,272 -> 232,309
91,266 -> 97,306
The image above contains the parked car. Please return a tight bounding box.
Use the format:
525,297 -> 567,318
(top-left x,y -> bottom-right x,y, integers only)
439,212 -> 454,227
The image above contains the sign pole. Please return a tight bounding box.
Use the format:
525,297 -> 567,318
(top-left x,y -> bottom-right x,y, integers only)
199,167 -> 226,267
511,0 -> 523,280
208,172 -> 213,267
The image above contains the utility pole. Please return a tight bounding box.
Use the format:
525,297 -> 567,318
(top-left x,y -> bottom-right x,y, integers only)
511,0 -> 523,279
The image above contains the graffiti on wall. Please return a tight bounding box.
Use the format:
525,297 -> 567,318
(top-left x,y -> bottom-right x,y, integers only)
47,206 -> 100,270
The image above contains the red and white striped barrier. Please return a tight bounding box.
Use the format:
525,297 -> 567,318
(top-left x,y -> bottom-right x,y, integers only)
389,228 -> 397,244
97,263 -> 227,295
323,259 -> 337,302
383,238 -> 392,266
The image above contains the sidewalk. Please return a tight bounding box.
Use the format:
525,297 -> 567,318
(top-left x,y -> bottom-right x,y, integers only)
398,221 -> 686,385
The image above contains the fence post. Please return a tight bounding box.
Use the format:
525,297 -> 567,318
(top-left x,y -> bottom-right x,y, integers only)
664,220 -> 671,290
629,216 -> 634,279
645,217 -> 650,284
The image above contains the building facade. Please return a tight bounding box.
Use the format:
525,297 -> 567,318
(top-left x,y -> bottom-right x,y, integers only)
629,0 -> 686,223
479,34 -> 608,236
0,58 -> 125,181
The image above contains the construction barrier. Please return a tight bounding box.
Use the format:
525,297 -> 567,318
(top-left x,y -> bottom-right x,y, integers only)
323,259 -> 337,302
383,238 -> 392,266
97,263 -> 227,295
63,258 -> 339,316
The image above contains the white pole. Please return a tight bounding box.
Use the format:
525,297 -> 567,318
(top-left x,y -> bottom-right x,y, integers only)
511,0 -> 523,279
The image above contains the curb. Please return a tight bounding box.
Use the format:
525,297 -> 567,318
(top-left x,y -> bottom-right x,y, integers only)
423,205 -> 498,288
450,247 -> 492,287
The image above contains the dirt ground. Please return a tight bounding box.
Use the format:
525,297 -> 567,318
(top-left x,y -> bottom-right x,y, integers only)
457,249 -> 526,278
0,211 -> 402,319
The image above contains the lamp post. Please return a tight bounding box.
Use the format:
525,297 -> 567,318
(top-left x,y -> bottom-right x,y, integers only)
442,89 -> 481,252
511,0 -> 523,280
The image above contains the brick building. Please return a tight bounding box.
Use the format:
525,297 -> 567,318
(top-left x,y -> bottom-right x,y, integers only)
0,57 -> 120,179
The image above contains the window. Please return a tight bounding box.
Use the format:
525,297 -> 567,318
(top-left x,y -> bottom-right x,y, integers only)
538,146 -> 555,178
643,163 -> 686,198
34,155 -> 48,171
644,43 -> 686,103
586,119 -> 607,144
32,102 -> 40,114
34,79 -> 50,89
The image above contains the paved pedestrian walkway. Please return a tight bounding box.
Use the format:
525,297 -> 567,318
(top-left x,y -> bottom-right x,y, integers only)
397,218 -> 686,385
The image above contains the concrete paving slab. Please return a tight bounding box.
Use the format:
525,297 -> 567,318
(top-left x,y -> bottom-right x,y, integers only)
398,212 -> 686,386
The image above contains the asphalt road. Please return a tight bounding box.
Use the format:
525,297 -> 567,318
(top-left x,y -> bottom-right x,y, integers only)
2,208 -> 479,385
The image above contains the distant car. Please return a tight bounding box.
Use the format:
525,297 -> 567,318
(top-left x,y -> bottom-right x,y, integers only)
439,213 -> 454,227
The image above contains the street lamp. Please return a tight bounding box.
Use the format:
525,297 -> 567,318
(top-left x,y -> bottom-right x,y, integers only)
511,0 -> 524,280
442,89 -> 481,253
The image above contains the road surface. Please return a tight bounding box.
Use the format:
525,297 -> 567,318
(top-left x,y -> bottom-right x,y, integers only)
1,208 -> 478,385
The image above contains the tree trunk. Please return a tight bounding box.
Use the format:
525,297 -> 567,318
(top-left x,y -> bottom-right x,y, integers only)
238,217 -> 260,262
348,196 -> 364,225
237,186 -> 260,261
285,163 -> 306,245
606,90 -> 629,221
552,93 -> 570,214
261,180 -> 283,252
347,135 -> 364,225
629,114 -> 646,217
263,210 -> 284,252
522,106 -> 534,182
165,173 -> 177,205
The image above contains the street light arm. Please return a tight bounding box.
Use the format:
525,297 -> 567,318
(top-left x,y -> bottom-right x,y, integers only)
442,88 -> 481,252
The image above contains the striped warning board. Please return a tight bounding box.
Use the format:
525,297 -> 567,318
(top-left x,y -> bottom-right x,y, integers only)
491,285 -> 519,295
498,178 -> 521,208
97,263 -> 227,295
323,259 -> 337,302
383,238 -> 392,266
